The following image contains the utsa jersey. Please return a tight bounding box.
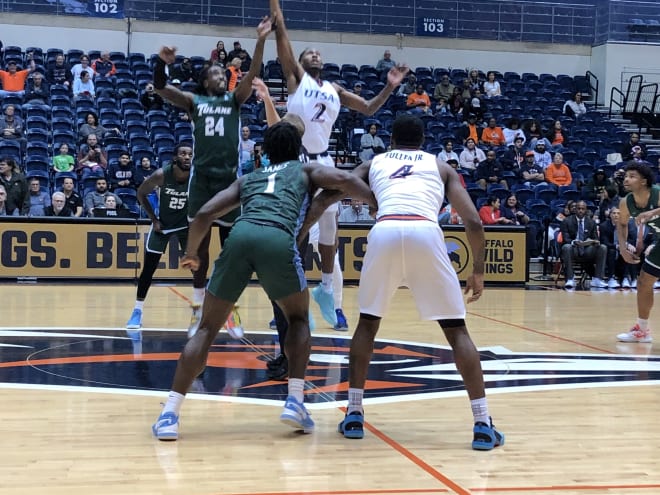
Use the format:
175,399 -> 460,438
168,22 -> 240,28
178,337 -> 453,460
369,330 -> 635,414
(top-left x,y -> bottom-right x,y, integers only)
287,73 -> 340,154
369,149 -> 443,222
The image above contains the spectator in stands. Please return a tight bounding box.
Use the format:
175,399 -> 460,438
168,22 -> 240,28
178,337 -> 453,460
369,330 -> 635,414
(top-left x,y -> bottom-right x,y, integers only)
78,113 -> 113,143
71,55 -> 95,81
476,150 -> 507,190
458,78 -> 472,100
435,95 -> 450,115
376,50 -> 395,76
545,152 -> 572,187
140,82 -> 165,111
226,58 -> 242,91
227,41 -> 243,62
546,120 -> 568,151
210,40 -> 227,63
73,70 -> 95,101
28,177 -> 50,216
0,157 -> 29,215
76,134 -> 108,177
43,191 -> 72,217
84,177 -> 122,217
433,74 -> 454,103
437,139 -> 459,163
0,59 -> 35,98
563,92 -> 587,119
458,137 -> 485,173
24,72 -> 49,104
467,68 -> 482,93
532,140 -> 552,169
503,118 -> 525,147
0,184 -> 16,216
47,54 -> 73,89
501,135 -> 526,175
359,123 -> 386,163
173,57 -> 197,83
406,83 -> 432,114
465,92 -> 484,122
479,196 -> 513,225
216,51 -> 228,68
446,158 -> 466,188
457,114 -> 482,145
501,193 -> 540,256
135,156 -> 157,187
596,184 -> 620,224
483,71 -> 501,98
61,177 -> 83,217
559,200 -> 608,289
621,132 -> 647,161
448,87 -> 465,119
239,126 -> 256,175
599,206 -> 621,288
630,145 -> 649,164
108,152 -> 137,191
520,151 -> 546,187
52,143 -> 75,173
92,52 -> 116,78
523,119 -> 546,146
238,50 -> 253,72
480,117 -> 505,147
343,82 -> 365,132
338,199 -> 373,223
397,73 -> 416,97
582,168 -> 612,205
0,105 -> 24,145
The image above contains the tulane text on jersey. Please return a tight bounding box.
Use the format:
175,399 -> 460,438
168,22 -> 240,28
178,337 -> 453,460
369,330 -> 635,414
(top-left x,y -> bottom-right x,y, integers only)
196,103 -> 233,116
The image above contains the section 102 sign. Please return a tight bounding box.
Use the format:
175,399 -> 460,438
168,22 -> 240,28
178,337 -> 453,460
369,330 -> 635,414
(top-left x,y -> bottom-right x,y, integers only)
416,17 -> 448,37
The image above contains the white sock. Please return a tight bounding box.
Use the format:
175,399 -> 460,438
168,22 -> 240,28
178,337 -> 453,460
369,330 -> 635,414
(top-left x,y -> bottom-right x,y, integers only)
134,300 -> 144,310
471,397 -> 490,425
637,318 -> 649,331
332,255 -> 343,308
162,391 -> 185,416
192,288 -> 205,306
288,378 -> 305,403
321,272 -> 333,293
347,387 -> 364,414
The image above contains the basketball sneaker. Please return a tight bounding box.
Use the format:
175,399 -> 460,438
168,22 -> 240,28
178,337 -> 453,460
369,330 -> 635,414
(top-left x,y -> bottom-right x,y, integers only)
472,417 -> 505,451
617,324 -> 652,343
311,285 -> 337,326
224,306 -> 244,339
266,354 -> 288,381
152,411 -> 179,441
126,308 -> 142,329
279,396 -> 315,433
338,411 -> 364,439
269,318 -> 277,330
334,308 -> 349,331
187,305 -> 202,338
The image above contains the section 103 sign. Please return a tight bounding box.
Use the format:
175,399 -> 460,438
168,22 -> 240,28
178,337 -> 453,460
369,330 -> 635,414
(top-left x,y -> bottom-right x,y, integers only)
416,17 -> 448,37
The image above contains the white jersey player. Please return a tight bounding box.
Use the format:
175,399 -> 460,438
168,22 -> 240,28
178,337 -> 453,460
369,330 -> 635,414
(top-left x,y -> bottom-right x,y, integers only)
335,114 -> 505,450
271,0 -> 409,327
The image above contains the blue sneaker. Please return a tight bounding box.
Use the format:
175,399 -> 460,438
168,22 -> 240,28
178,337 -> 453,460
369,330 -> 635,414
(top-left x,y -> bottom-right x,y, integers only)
338,411 -> 364,439
279,396 -> 315,433
126,308 -> 142,329
311,286 -> 337,326
269,318 -> 277,330
472,417 -> 505,451
334,308 -> 348,331
308,308 -> 316,331
152,411 -> 179,441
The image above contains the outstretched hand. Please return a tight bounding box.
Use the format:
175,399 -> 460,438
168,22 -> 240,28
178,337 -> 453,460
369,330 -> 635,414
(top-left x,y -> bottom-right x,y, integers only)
387,64 -> 410,89
158,46 -> 177,65
464,272 -> 484,303
181,254 -> 200,271
256,15 -> 273,39
252,77 -> 270,101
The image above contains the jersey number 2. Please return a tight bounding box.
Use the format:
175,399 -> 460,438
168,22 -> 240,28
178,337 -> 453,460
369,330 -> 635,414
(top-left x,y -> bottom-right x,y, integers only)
205,116 -> 225,136
312,103 -> 326,123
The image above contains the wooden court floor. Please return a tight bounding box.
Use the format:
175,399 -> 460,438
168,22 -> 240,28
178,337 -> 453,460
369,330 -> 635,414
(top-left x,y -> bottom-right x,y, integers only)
1,283 -> 660,495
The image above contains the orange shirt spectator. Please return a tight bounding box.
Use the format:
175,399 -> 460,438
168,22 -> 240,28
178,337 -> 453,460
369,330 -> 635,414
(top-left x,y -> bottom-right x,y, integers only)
227,58 -> 242,91
0,61 -> 32,92
406,85 -> 431,112
481,118 -> 506,146
545,153 -> 573,186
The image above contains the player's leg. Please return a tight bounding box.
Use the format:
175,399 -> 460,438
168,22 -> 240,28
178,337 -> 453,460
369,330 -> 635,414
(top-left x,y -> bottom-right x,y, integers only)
266,300 -> 289,380
187,230 -> 211,336
127,228 -> 166,329
217,223 -> 244,337
332,250 -> 348,330
617,253 -> 660,343
312,207 -> 339,326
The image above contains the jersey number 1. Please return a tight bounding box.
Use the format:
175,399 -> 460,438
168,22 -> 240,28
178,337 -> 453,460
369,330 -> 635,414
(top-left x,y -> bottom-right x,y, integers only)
264,173 -> 277,194
205,116 -> 225,136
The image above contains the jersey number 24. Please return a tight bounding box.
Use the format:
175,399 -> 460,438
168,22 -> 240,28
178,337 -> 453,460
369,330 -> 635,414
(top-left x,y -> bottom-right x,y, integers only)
205,116 -> 225,136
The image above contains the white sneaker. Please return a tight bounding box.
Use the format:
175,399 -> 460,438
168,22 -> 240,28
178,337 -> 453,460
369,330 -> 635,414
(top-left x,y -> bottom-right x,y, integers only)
654,281 -> 660,289
608,278 -> 620,289
632,279 -> 638,289
564,278 -> 576,289
617,324 -> 652,343
622,278 -> 631,289
591,277 -> 607,289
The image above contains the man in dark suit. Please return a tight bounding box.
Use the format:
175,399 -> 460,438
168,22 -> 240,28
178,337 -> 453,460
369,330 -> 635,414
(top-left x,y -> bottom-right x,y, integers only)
560,200 -> 608,289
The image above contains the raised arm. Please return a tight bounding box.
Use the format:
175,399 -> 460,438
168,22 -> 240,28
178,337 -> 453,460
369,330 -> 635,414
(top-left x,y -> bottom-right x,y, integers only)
234,16 -> 273,105
270,0 -> 305,92
152,46 -> 195,113
337,64 -> 409,116
252,77 -> 281,126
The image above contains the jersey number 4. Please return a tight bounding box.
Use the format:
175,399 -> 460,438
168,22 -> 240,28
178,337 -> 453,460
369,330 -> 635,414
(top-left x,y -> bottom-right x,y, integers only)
389,165 -> 414,179
205,116 -> 225,136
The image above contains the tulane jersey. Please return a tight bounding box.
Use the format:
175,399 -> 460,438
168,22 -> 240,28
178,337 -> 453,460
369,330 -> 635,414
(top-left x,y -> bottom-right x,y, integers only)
238,160 -> 310,236
287,73 -> 340,154
192,93 -> 241,181
626,185 -> 660,234
158,163 -> 189,232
